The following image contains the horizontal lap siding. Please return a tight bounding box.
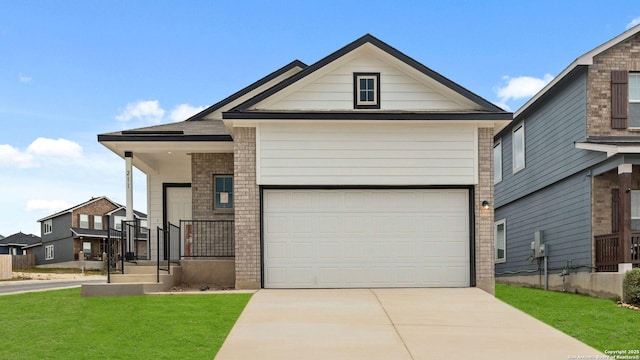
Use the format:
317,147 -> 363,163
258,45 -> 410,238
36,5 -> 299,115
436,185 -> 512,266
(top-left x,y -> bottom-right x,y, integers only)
495,72 -> 604,207
495,172 -> 592,274
266,54 -> 470,111
258,123 -> 478,185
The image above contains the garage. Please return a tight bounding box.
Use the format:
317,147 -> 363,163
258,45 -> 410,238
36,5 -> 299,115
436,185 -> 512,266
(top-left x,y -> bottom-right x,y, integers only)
263,188 -> 471,288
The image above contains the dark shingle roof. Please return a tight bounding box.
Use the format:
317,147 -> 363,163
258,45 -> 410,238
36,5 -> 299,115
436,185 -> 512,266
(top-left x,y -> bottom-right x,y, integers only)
0,232 -> 41,246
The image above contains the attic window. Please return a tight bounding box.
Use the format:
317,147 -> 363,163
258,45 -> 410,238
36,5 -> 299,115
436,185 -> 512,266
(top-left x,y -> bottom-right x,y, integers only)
354,73 -> 380,109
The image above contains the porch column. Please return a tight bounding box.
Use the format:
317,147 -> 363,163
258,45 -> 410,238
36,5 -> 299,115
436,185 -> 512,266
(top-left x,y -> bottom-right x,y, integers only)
618,164 -> 632,263
125,151 -> 134,221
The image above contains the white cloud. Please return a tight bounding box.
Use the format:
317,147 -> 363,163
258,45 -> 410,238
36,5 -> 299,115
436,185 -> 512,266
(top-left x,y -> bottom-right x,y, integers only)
116,100 -> 165,124
25,199 -> 71,213
27,137 -> 82,158
18,73 -> 32,83
0,144 -> 35,168
170,103 -> 205,122
627,17 -> 640,30
494,74 -> 554,110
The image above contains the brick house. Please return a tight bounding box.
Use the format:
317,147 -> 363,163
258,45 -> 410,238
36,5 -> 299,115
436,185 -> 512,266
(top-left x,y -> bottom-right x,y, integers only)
494,25 -> 640,298
35,196 -> 147,268
99,34 -> 511,293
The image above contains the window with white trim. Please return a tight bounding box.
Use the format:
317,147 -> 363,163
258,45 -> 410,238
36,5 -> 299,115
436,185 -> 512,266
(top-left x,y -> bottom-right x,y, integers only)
43,219 -> 52,235
494,140 -> 502,183
45,244 -> 54,260
79,214 -> 89,229
93,215 -> 102,230
114,215 -> 125,230
495,219 -> 506,263
630,73 -> 640,127
354,73 -> 380,109
83,241 -> 91,254
512,122 -> 525,173
631,190 -> 640,231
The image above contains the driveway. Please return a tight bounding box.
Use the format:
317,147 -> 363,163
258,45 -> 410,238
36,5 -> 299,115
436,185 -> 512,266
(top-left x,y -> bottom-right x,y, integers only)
215,288 -> 602,360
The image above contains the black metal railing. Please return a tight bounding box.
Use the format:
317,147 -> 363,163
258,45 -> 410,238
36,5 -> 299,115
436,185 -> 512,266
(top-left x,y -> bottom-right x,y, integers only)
106,227 -> 122,284
180,220 -> 234,258
155,222 -> 180,282
121,219 -> 149,262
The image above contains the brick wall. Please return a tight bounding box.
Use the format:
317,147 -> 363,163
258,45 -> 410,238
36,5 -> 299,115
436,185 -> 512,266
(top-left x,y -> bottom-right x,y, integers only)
587,33 -> 640,137
233,127 -> 261,289
475,127 -> 495,294
71,198 -> 118,228
191,153 -> 234,220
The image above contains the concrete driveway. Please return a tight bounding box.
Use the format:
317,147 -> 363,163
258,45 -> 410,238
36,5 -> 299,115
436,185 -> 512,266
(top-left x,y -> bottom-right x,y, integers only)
215,288 -> 602,360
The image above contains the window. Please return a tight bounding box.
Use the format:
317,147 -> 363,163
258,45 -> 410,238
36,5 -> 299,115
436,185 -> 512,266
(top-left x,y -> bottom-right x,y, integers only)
494,140 -> 502,183
495,219 -> 506,263
83,241 -> 92,254
353,73 -> 380,109
512,122 -> 525,173
629,73 -> 640,127
214,175 -> 234,209
114,215 -> 125,230
45,244 -> 54,260
79,214 -> 89,229
43,219 -> 52,235
631,190 -> 640,231
94,215 -> 102,230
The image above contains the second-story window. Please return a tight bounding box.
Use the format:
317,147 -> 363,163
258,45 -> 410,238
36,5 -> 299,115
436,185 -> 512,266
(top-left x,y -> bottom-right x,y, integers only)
494,140 -> 502,183
630,73 -> 640,127
94,215 -> 102,230
79,214 -> 89,229
44,219 -> 52,235
353,73 -> 380,109
512,122 -> 525,173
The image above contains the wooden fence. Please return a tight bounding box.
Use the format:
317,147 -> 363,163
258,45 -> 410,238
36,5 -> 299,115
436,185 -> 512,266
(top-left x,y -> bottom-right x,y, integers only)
12,254 -> 35,270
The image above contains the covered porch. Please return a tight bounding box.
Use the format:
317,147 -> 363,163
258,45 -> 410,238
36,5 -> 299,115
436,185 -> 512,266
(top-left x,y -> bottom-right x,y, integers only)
577,138 -> 640,272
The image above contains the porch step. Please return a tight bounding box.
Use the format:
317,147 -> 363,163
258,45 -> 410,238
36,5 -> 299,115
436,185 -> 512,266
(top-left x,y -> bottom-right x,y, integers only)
81,266 -> 182,297
123,264 -> 179,274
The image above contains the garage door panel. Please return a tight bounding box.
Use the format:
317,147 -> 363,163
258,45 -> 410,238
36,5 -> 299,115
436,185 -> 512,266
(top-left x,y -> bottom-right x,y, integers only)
263,189 -> 470,288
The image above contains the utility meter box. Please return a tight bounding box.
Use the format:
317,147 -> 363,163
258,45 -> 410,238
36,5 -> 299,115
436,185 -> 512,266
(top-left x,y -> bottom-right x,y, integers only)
530,230 -> 546,258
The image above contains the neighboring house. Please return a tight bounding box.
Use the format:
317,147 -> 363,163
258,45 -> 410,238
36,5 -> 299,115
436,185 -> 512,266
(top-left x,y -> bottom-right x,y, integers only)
494,25 -> 640,298
35,196 -> 147,267
99,34 -> 511,293
0,232 -> 41,255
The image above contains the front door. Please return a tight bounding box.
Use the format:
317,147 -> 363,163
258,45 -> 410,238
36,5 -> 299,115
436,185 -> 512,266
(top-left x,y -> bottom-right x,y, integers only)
165,185 -> 192,261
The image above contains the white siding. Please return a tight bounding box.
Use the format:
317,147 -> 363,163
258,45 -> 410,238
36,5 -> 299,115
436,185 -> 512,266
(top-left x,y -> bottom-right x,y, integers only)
259,50 -> 481,111
257,123 -> 478,185
146,158 -> 191,259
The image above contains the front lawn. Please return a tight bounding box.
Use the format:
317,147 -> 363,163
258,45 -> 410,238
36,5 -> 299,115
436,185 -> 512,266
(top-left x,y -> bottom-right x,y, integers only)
496,283 -> 640,351
0,288 -> 251,359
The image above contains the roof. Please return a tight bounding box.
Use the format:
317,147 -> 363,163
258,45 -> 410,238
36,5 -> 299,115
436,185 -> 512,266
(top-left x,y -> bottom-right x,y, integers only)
575,136 -> 640,157
227,34 -> 507,115
105,206 -> 146,219
516,24 -> 640,119
38,196 -> 146,222
71,227 -> 148,240
98,60 -> 307,143
0,232 -> 41,247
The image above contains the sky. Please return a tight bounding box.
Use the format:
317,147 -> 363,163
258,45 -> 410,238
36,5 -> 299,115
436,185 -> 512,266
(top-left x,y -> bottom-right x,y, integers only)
1,1 -> 640,236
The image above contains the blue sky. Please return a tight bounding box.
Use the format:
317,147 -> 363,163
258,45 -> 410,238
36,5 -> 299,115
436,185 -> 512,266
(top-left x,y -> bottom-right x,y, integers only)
1,1 -> 639,236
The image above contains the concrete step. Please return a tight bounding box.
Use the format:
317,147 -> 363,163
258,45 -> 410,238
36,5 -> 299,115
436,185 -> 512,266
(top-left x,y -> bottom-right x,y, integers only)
123,264 -> 179,274
82,266 -> 182,297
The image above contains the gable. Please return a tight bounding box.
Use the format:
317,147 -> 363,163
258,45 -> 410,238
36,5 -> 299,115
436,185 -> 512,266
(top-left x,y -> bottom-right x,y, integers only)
249,45 -> 485,112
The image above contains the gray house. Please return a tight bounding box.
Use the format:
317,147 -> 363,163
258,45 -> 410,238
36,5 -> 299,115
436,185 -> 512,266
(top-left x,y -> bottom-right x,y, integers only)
494,25 -> 640,298
0,232 -> 41,255
35,197 -> 147,268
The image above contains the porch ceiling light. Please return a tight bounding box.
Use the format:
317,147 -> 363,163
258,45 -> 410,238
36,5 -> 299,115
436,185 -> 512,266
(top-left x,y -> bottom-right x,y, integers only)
482,200 -> 490,210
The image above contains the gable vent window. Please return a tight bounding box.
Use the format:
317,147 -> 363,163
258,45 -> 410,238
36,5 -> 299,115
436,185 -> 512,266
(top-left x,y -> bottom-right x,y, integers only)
353,73 -> 380,109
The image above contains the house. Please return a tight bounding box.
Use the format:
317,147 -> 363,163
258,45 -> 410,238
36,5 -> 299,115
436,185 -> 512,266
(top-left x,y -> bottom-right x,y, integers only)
494,25 -> 640,298
35,196 -> 147,268
99,34 -> 511,293
0,232 -> 41,255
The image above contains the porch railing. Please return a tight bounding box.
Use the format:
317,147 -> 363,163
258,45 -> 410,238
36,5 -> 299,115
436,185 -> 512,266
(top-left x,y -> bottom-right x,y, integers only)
155,222 -> 180,282
181,220 -> 234,258
595,232 -> 640,272
106,227 -> 122,283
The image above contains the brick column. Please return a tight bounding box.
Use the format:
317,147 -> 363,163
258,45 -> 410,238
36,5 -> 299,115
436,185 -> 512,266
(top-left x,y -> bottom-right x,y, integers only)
475,127 -> 495,295
233,127 -> 261,289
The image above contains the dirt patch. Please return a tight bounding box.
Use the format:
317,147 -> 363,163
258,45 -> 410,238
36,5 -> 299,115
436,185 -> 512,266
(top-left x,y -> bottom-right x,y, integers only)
12,271 -> 107,281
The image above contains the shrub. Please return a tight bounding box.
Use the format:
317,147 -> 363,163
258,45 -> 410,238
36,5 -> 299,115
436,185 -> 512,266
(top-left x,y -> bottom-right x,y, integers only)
623,268 -> 640,305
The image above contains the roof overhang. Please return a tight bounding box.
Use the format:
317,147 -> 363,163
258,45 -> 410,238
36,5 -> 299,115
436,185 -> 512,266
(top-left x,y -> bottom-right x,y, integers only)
575,142 -> 640,157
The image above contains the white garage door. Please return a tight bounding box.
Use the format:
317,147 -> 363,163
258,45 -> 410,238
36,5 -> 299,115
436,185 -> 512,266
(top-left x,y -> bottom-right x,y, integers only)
263,189 -> 470,288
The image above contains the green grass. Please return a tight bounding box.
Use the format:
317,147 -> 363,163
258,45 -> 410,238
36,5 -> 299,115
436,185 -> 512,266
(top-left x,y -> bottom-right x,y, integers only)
0,288 -> 251,359
496,283 -> 640,351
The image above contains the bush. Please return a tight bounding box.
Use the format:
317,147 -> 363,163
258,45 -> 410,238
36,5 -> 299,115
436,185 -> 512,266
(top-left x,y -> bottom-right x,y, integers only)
623,268 -> 640,304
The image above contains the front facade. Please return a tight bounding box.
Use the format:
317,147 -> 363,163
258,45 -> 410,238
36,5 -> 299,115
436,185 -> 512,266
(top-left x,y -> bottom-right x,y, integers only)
495,25 -> 640,297
36,197 -> 147,267
100,35 -> 511,293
